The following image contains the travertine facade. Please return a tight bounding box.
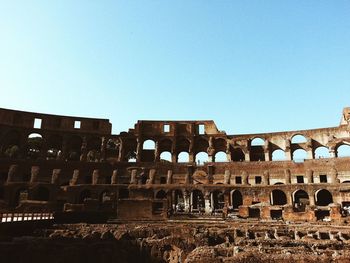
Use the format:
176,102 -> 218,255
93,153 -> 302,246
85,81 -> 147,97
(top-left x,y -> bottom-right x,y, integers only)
1,107 -> 350,222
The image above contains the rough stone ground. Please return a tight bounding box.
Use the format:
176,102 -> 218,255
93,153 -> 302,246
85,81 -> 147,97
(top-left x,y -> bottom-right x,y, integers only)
1,220 -> 350,262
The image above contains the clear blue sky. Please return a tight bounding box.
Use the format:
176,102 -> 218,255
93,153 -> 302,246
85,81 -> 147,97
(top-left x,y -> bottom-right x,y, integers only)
0,1 -> 349,134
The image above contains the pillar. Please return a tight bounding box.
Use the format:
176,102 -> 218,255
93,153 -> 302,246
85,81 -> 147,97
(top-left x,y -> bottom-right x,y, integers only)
80,136 -> 87,161
204,192 -> 211,214
100,137 -> 106,162
111,169 -> 118,184
184,191 -> 190,213
92,169 -> 99,185
136,138 -> 142,162
30,166 -> 40,183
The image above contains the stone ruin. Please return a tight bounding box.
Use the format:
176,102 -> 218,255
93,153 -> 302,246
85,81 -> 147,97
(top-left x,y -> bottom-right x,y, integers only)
1,107 -> 350,262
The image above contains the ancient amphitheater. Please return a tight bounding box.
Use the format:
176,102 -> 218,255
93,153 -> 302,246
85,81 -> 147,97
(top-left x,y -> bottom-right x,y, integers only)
1,107 -> 350,262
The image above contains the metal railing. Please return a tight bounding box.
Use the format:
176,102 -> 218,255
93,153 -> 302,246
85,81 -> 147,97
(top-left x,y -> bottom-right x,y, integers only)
0,212 -> 54,223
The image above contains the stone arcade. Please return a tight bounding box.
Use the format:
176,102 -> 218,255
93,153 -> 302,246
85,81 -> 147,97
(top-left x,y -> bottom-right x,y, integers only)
1,107 -> 350,223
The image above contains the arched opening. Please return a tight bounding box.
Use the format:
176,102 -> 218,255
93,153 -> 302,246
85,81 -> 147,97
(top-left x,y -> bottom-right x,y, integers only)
124,138 -> 137,162
178,152 -> 189,163
195,151 -> 208,165
27,133 -> 43,160
272,149 -> 286,161
270,189 -> 287,205
337,144 -> 350,157
214,151 -> 227,162
314,146 -> 331,159
118,189 -> 129,199
1,130 -> 21,158
143,139 -> 155,150
293,190 -> 309,206
291,134 -> 307,143
160,151 -> 172,162
251,137 -> 265,146
292,149 -> 307,162
46,135 -> 63,160
231,190 -> 243,210
231,148 -> 245,162
192,190 -> 204,211
33,186 -> 50,201
250,138 -> 265,161
274,182 -> 284,185
214,138 -> 226,152
212,190 -> 224,210
78,189 -> 91,203
342,181 -> 350,184
174,190 -> 184,212
293,190 -> 309,212
141,139 -> 156,162
14,188 -> 28,207
155,190 -> 167,199
127,151 -> 137,162
87,136 -> 102,162
67,136 -> 82,161
315,189 -> 333,206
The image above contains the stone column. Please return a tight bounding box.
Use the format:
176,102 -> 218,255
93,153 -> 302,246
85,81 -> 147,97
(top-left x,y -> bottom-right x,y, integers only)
204,191 -> 211,214
51,169 -> 61,185
183,191 -> 190,213
111,169 -> 118,184
166,170 -> 173,184
92,169 -> 99,185
306,169 -> 313,184
136,138 -> 142,162
70,170 -> 79,186
100,137 -> 106,162
309,192 -> 315,206
285,140 -> 292,160
130,169 -> 138,184
117,139 -> 124,161
224,170 -> 231,184
264,150 -> 270,162
30,166 -> 40,183
7,165 -> 18,183
207,165 -> 214,184
262,170 -> 269,185
207,137 -> 214,162
285,169 -> 291,184
242,171 -> 249,185
154,141 -> 160,162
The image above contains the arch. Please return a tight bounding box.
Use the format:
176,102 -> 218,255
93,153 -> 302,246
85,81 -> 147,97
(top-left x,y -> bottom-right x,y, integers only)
337,144 -> 350,157
230,190 -> 243,210
212,190 -> 224,210
1,130 -> 21,158
176,137 -> 190,153
194,138 -> 209,153
155,190 -> 167,199
160,151 -> 172,162
314,146 -> 331,159
192,190 -> 204,210
214,151 -> 227,162
315,189 -> 333,206
46,134 -> 63,159
270,189 -> 287,205
78,189 -> 91,203
174,190 -> 184,212
231,148 -> 245,162
274,182 -> 284,185
342,181 -> 350,184
214,138 -> 226,152
291,134 -> 307,143
123,138 -> 137,162
178,151 -> 189,163
195,151 -> 208,164
143,139 -> 155,150
251,137 -> 265,146
292,149 -> 307,162
272,149 -> 286,161
33,186 -> 50,201
158,139 -> 172,152
27,133 -> 43,159
293,189 -> 309,204
67,135 -> 83,161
